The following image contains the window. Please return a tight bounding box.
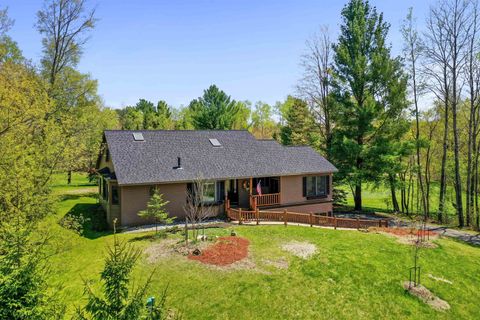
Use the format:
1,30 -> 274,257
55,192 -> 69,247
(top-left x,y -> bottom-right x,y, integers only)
102,178 -> 108,200
202,182 -> 216,203
187,181 -> 225,205
111,185 -> 119,205
303,176 -> 329,198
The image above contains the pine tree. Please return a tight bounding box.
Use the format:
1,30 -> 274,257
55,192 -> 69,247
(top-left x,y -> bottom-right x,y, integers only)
75,222 -> 160,320
280,96 -> 316,146
331,0 -> 408,211
189,85 -> 240,129
138,188 -> 174,234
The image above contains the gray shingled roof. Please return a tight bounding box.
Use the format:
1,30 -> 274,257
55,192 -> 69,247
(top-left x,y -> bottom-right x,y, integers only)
103,130 -> 337,185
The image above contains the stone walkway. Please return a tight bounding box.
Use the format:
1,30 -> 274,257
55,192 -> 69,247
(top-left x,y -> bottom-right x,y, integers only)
424,225 -> 480,246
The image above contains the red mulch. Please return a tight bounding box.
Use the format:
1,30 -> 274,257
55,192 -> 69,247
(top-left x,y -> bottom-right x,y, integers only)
374,227 -> 437,237
188,236 -> 250,266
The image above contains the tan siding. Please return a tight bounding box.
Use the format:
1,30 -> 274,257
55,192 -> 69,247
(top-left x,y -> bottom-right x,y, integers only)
280,173 -> 333,204
120,183 -> 189,226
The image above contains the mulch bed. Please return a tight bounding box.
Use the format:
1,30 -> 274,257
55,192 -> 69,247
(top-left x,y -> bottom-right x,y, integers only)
371,227 -> 437,237
188,236 -> 250,266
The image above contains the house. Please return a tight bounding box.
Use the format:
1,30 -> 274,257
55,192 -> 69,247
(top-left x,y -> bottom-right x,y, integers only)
96,130 -> 337,227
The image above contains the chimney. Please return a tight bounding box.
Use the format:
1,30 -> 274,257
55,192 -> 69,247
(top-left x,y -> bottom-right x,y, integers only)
174,157 -> 183,170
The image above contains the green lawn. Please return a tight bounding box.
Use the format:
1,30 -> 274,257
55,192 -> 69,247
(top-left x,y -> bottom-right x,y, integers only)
46,174 -> 480,319
340,183 -> 460,223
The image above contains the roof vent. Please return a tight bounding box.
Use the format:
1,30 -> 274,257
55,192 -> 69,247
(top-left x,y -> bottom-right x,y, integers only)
173,157 -> 183,170
209,138 -> 221,147
133,132 -> 144,141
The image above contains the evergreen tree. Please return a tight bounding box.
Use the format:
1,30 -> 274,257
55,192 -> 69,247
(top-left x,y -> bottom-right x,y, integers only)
75,223 -> 158,320
331,0 -> 408,211
189,85 -> 239,130
280,96 -> 316,146
138,188 -> 174,234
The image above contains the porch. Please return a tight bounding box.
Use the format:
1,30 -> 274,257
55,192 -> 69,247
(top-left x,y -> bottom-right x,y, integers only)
225,176 -> 281,211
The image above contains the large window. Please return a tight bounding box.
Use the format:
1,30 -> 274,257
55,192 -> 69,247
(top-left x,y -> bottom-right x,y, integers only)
187,181 -> 225,205
202,182 -> 216,203
304,176 -> 329,198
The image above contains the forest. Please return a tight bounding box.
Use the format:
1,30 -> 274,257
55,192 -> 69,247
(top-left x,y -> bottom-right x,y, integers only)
1,0 -> 480,318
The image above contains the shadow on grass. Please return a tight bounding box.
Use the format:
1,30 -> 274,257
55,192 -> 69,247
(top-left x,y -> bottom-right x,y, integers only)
60,203 -> 111,239
335,205 -> 393,214
59,193 -> 97,201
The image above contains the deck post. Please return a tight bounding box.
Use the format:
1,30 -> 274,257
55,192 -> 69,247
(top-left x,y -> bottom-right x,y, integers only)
239,208 -> 242,225
283,209 -> 287,226
334,216 -> 337,230
225,199 -> 230,217
249,177 -> 253,196
256,207 -> 259,225
310,212 -> 313,227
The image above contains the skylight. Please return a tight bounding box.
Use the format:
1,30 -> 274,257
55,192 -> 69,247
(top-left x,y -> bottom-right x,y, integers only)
133,132 -> 144,141
209,138 -> 221,147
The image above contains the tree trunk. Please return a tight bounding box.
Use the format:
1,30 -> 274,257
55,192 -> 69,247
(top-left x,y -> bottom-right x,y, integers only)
354,183 -> 362,211
389,173 -> 400,212
452,63 -> 464,227
438,98 -> 449,223
410,46 -> 428,219
67,170 -> 72,185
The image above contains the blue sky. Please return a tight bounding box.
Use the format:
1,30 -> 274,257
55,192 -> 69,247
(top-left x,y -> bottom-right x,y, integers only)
4,0 -> 432,108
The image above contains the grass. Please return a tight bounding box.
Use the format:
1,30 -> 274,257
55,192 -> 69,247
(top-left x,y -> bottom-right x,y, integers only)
45,173 -> 480,319
339,182 -> 462,224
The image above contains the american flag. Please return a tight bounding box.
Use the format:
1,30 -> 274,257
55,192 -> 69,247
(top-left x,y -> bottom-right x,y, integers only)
256,180 -> 262,196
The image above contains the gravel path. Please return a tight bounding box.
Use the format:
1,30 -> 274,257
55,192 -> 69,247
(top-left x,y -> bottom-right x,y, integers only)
389,218 -> 480,246
123,219 -> 227,234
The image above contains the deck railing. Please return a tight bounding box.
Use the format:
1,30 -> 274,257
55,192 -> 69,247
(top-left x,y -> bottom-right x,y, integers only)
251,193 -> 280,208
227,207 -> 389,229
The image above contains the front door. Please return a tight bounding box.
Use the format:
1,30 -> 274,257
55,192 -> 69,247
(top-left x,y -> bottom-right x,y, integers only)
238,179 -> 250,208
227,179 -> 239,206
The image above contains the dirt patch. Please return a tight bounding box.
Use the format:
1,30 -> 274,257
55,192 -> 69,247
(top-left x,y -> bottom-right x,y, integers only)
188,236 -> 249,266
263,257 -> 289,269
282,241 -> 317,259
144,239 -> 179,263
428,274 -> 453,284
62,187 -> 97,195
403,282 -> 450,311
396,237 -> 439,248
370,227 -> 439,247
370,227 -> 438,238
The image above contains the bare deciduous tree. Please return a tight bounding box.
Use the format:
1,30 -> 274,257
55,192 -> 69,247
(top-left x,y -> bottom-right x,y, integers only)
297,26 -> 333,156
0,7 -> 13,35
465,0 -> 480,227
183,177 -> 217,243
36,0 -> 96,85
401,7 -> 428,219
